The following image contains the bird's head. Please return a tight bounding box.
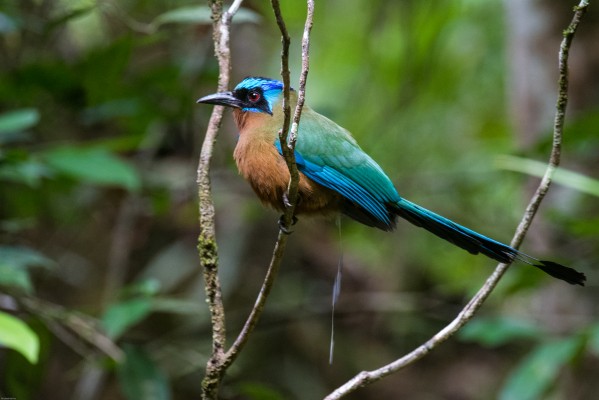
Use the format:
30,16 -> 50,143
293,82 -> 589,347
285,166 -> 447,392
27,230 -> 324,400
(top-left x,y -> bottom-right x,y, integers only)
197,77 -> 286,116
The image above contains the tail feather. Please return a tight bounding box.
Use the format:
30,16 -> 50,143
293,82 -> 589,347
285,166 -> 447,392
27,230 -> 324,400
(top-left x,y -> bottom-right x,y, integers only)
529,260 -> 585,286
390,199 -> 586,286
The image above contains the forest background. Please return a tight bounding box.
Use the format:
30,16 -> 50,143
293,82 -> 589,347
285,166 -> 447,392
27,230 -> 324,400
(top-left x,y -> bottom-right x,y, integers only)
1,1 -> 598,399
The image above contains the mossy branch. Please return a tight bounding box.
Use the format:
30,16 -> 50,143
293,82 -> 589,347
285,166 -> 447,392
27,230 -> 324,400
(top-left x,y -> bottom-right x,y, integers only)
198,0 -> 243,398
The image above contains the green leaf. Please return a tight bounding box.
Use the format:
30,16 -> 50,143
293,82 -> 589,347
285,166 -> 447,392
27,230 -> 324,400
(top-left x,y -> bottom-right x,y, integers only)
0,263 -> 33,293
500,337 -> 582,400
0,246 -> 55,293
42,146 -> 141,191
495,155 -> 599,198
101,298 -> 153,339
0,108 -> 40,142
152,6 -> 260,28
117,345 -> 171,400
0,158 -> 51,187
0,246 -> 54,270
459,317 -> 543,347
0,311 -> 40,364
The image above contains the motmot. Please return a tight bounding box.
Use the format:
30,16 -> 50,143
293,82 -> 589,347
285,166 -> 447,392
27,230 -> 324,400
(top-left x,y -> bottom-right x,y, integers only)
198,76 -> 585,286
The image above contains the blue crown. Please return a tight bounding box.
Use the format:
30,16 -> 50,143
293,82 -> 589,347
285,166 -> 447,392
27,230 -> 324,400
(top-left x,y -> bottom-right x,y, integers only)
234,77 -> 285,92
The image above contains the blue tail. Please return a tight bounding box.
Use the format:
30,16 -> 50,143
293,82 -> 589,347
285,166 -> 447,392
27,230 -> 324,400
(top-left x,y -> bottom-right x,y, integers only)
389,198 -> 585,286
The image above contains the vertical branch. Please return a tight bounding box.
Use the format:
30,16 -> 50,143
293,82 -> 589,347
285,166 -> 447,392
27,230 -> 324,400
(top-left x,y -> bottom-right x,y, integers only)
289,0 -> 314,150
222,0 -> 315,369
270,0 -> 297,228
271,0 -> 313,226
324,1 -> 589,399
199,1 -> 315,398
198,0 -> 243,398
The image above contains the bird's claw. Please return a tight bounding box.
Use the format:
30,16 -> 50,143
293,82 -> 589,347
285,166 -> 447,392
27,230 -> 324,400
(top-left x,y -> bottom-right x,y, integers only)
282,192 -> 302,209
283,192 -> 292,208
278,215 -> 298,234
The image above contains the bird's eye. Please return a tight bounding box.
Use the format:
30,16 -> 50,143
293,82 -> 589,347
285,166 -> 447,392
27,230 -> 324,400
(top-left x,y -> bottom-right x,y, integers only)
248,90 -> 261,103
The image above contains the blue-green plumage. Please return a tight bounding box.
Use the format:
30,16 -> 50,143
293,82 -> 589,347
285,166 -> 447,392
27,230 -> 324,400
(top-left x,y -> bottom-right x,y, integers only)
197,77 -> 586,286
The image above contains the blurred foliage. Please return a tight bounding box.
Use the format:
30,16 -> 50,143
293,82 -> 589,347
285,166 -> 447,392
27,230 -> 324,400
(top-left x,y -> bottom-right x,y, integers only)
500,337 -> 583,400
0,310 -> 39,363
0,0 -> 598,399
496,154 -> 599,198
461,317 -> 599,400
117,344 -> 172,400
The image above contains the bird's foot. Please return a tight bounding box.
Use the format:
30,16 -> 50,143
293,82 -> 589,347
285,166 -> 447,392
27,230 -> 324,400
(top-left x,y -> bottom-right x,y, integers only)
278,214 -> 298,234
282,192 -> 302,209
283,192 -> 292,208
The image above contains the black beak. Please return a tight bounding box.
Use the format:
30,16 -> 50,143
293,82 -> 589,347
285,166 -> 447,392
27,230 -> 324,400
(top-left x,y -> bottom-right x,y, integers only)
196,91 -> 243,109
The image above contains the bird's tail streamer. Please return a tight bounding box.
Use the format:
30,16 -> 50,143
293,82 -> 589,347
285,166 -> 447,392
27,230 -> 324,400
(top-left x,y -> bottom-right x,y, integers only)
329,216 -> 343,365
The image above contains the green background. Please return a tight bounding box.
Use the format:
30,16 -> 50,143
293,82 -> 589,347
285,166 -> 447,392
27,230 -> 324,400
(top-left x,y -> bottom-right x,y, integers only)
1,0 -> 598,399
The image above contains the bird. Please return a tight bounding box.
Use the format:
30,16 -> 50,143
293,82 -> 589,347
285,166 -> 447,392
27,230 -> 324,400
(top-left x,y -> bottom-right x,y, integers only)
197,76 -> 586,286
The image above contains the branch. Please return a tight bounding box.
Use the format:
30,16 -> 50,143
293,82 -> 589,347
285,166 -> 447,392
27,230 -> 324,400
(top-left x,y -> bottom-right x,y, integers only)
16,296 -> 123,362
221,0 -> 315,368
198,0 -> 243,398
271,0 -> 298,226
289,0 -> 315,167
199,1 -> 314,398
324,1 -> 589,398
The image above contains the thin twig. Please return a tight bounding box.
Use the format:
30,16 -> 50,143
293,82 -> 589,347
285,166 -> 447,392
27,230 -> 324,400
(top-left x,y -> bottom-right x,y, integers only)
270,0 -> 296,228
222,0 -> 315,369
289,0 -> 314,163
198,0 -> 316,397
17,296 -> 123,362
198,1 -> 243,398
324,1 -> 589,398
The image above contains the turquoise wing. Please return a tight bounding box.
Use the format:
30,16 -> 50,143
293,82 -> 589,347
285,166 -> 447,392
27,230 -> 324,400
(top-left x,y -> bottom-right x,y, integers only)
276,108 -> 401,229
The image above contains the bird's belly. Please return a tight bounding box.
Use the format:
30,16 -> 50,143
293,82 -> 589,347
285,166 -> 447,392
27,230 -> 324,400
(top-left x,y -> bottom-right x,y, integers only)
251,171 -> 340,216
234,140 -> 339,215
